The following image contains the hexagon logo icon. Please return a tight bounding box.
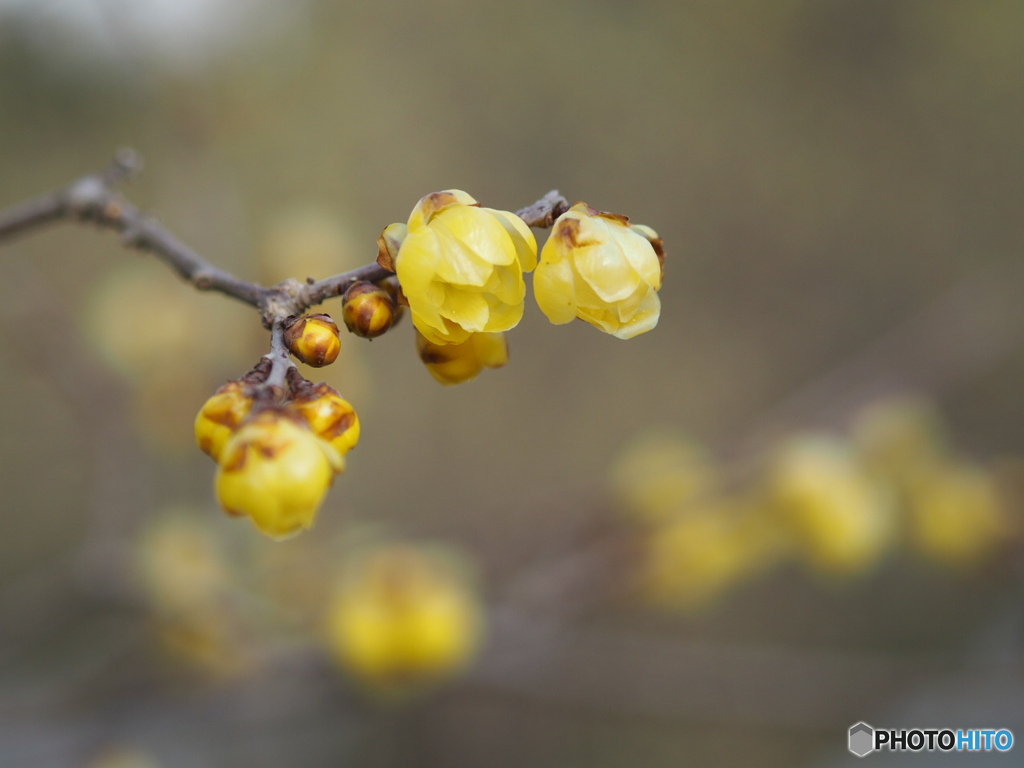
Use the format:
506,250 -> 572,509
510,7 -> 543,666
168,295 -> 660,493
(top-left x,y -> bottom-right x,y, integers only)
849,722 -> 875,758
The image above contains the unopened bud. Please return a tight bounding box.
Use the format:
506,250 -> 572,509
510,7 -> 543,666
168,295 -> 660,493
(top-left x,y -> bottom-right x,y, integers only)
415,330 -> 508,385
291,383 -> 361,455
376,222 -> 407,272
284,313 -> 341,367
194,380 -> 253,461
342,281 -> 397,339
382,276 -> 407,327
215,409 -> 343,540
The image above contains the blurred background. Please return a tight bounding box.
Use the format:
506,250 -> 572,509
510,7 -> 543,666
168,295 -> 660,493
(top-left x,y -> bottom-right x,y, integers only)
1,0 -> 1023,766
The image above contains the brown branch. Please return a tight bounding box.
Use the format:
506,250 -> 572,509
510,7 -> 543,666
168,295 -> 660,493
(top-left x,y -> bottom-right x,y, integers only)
300,262 -> 393,308
0,152 -> 570,327
515,190 -> 569,228
0,149 -> 266,308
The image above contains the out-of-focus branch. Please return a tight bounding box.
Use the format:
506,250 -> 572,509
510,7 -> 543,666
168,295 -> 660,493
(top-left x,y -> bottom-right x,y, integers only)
0,149 -> 265,309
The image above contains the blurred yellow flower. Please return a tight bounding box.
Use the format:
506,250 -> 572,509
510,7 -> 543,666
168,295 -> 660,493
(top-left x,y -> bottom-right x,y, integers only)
852,395 -> 949,478
326,543 -> 484,695
215,410 -> 342,540
138,512 -> 232,618
643,502 -> 779,608
84,745 -> 163,768
136,510 -> 253,677
415,329 -> 508,385
610,432 -> 717,523
768,435 -> 895,575
534,203 -> 662,339
905,462 -> 1008,566
394,190 -> 537,345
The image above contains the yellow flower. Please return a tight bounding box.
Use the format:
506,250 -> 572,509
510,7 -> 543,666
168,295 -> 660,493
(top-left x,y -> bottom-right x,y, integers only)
326,543 -> 484,695
194,381 -> 253,461
394,190 -> 537,345
905,462 -> 1007,566
768,435 -> 895,575
610,432 -> 717,524
215,410 -> 342,540
643,501 -> 780,609
534,203 -> 663,339
414,329 -> 508,385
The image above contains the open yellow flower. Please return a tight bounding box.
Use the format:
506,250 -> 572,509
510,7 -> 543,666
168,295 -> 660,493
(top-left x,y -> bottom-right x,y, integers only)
394,190 -> 537,345
415,329 -> 508,385
215,410 -> 342,540
534,203 -> 663,339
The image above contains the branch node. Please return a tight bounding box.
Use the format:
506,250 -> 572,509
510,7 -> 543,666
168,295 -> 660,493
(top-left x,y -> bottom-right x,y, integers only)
67,177 -> 107,217
192,270 -> 217,290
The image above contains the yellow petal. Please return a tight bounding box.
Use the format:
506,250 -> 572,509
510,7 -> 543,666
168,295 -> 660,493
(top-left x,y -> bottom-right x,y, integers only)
533,252 -> 578,325
484,208 -> 538,271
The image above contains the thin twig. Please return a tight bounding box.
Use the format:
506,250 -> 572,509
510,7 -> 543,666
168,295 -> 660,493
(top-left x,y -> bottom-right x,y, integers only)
0,152 -> 566,328
263,320 -> 296,393
0,150 -> 265,308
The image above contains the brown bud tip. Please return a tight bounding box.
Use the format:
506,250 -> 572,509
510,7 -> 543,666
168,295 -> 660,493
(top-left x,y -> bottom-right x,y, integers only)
376,222 -> 407,272
284,313 -> 341,367
342,281 -> 397,339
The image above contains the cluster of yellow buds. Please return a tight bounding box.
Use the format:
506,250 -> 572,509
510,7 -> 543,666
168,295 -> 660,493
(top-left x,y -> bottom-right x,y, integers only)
377,190 -> 664,384
190,189 -> 664,534
194,366 -> 359,540
616,395 -> 1017,610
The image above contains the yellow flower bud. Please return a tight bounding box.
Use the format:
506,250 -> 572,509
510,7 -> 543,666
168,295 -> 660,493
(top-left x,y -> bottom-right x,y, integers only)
534,202 -> 662,339
415,329 -> 508,385
290,384 -> 361,455
380,276 -> 407,327
376,222 -> 407,272
768,435 -> 895,575
326,544 -> 484,695
215,410 -> 342,540
194,381 -> 253,461
341,281 -> 397,339
284,313 -> 341,367
395,190 -> 537,345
